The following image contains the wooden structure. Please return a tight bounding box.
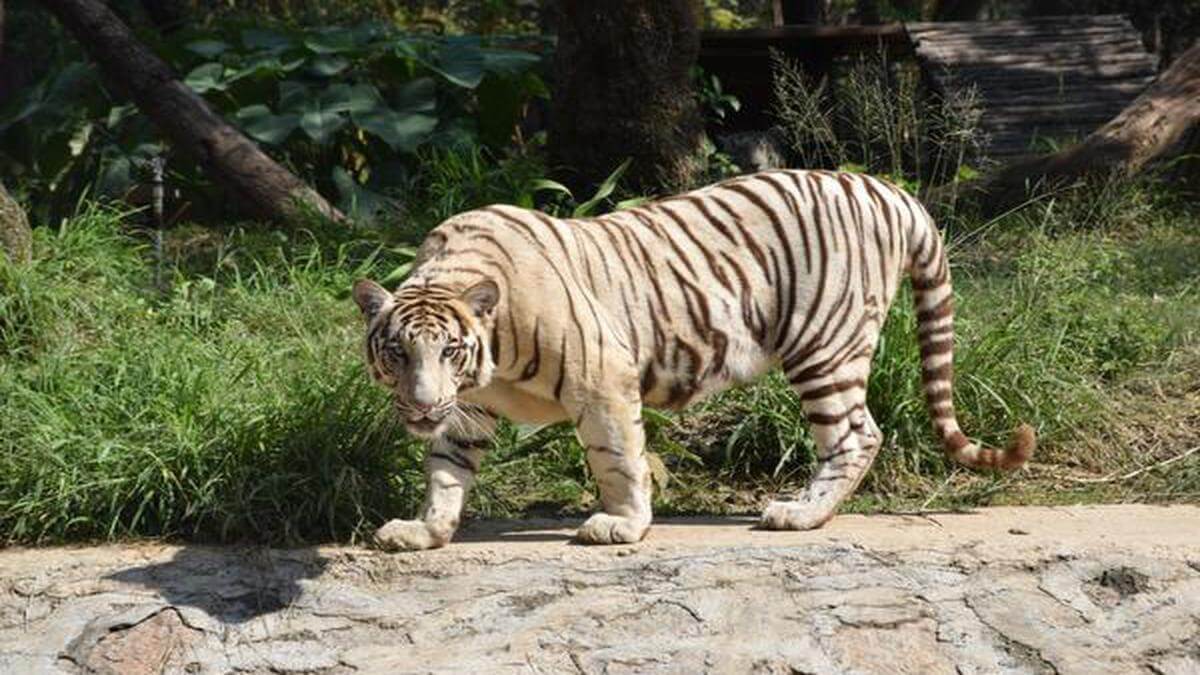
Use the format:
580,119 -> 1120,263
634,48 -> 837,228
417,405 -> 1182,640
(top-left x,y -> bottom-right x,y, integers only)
699,23 -> 910,129
700,14 -> 1159,159
908,15 -> 1159,159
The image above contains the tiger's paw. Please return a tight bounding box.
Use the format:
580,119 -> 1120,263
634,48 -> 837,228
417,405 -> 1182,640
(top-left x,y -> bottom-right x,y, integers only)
374,519 -> 448,552
759,500 -> 835,531
575,513 -> 649,545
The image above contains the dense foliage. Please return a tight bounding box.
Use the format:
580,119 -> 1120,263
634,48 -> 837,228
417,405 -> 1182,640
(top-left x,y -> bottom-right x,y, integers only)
0,16 -> 548,226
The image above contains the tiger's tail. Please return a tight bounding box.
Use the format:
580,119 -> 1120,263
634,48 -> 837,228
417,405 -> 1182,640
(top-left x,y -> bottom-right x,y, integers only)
907,210 -> 1035,471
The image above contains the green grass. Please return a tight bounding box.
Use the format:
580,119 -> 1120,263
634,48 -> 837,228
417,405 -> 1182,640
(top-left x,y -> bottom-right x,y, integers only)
1,181 -> 1197,545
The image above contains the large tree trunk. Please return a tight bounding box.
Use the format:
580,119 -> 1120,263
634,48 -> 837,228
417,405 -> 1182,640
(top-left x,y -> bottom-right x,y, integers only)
0,182 -> 32,264
0,1 -> 29,264
934,0 -> 987,21
37,0 -> 342,224
549,0 -> 704,194
137,0 -> 188,34
971,42 -> 1200,214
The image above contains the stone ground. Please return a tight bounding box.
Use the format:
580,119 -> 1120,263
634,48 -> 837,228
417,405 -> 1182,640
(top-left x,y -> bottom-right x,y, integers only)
1,505 -> 1198,674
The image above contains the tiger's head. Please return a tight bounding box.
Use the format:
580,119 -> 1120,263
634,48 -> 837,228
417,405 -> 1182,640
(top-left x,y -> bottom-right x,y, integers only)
352,277 -> 499,438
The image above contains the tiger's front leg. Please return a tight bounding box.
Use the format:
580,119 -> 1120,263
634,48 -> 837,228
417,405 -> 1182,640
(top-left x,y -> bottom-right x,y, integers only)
375,406 -> 496,551
571,391 -> 653,545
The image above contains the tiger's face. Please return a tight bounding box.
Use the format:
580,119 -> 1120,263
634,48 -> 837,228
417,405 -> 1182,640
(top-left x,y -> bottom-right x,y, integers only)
353,278 -> 499,438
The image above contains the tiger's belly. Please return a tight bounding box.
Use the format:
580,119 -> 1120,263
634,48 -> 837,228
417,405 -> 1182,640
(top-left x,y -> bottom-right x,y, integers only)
639,314 -> 773,411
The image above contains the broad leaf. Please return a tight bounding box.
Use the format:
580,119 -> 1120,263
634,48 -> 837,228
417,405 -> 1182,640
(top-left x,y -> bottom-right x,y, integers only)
279,81 -> 311,110
242,29 -> 293,52
481,48 -> 540,75
431,37 -> 484,89
299,101 -> 346,143
184,63 -> 226,94
332,166 -> 392,225
185,40 -> 231,58
321,84 -> 384,115
394,77 -> 437,113
235,105 -> 300,145
354,108 -> 436,152
309,55 -> 350,77
305,28 -> 360,55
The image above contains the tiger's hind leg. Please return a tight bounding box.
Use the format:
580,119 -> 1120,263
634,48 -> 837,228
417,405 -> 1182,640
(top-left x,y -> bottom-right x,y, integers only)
761,365 -> 882,530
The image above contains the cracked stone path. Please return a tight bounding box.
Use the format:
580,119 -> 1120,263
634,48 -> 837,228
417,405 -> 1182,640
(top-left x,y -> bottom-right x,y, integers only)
2,505 -> 1198,674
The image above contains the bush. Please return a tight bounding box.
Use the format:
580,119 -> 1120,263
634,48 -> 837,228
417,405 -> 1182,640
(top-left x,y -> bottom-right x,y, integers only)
0,18 -> 548,226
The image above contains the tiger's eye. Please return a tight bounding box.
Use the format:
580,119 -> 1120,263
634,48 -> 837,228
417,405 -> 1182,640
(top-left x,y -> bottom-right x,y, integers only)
441,345 -> 458,359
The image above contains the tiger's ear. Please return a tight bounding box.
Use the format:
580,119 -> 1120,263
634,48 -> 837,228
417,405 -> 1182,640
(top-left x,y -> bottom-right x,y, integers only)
352,279 -> 392,320
461,279 -> 499,318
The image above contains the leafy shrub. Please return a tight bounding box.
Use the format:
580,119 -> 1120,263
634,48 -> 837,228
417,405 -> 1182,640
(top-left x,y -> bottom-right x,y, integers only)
0,20 -> 548,225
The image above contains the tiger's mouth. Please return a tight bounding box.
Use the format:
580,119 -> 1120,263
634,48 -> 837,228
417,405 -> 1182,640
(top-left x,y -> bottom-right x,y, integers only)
405,415 -> 447,438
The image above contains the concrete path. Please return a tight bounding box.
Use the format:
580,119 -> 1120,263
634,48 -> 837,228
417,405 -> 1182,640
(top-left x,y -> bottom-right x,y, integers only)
2,505 -> 1198,674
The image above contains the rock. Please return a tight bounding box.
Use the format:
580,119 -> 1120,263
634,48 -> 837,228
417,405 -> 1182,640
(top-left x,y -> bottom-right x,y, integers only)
72,607 -> 200,675
0,506 -> 1198,673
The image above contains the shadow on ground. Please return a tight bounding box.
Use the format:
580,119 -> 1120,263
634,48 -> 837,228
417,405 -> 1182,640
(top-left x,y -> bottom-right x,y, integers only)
105,545 -> 331,623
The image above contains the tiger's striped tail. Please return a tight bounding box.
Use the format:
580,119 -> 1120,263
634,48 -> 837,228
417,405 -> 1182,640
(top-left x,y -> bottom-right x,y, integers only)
909,214 -> 1035,471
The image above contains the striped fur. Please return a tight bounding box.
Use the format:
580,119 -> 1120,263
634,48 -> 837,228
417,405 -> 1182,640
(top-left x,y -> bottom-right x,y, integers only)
355,169 -> 1035,550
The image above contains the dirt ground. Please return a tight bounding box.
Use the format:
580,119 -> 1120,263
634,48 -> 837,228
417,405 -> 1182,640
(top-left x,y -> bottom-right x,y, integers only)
2,504 -> 1198,674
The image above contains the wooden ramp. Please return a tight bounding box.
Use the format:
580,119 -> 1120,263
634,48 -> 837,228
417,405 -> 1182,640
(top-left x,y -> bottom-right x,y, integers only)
907,15 -> 1158,159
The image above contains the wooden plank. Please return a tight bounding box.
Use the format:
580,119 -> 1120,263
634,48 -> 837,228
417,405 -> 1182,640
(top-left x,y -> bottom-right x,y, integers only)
909,25 -> 1131,44
985,100 -> 1133,117
972,80 -> 1151,101
939,60 -> 1157,81
915,37 -> 1147,60
907,14 -> 1128,35
916,41 -> 1150,65
917,51 -> 1153,71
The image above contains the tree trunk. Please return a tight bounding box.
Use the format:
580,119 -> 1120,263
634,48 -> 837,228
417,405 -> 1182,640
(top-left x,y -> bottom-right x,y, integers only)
782,0 -> 827,24
856,0 -> 880,25
970,43 -> 1200,214
549,0 -> 705,194
0,3 -> 29,264
37,0 -> 342,225
0,182 -> 32,264
934,0 -> 987,21
138,0 -> 188,34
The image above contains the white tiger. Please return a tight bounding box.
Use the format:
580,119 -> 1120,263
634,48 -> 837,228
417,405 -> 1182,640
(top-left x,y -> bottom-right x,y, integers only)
352,169 -> 1035,550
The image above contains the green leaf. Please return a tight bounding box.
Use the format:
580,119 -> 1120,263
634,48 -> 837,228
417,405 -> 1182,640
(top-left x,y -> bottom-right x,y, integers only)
185,40 -> 230,58
305,28 -> 360,55
226,54 -> 296,83
279,81 -> 311,110
332,166 -> 392,225
309,55 -> 350,77
235,105 -> 300,145
184,63 -> 226,94
480,48 -> 540,75
574,158 -> 632,217
242,29 -> 293,52
431,37 -> 484,89
616,196 -> 652,210
354,108 -> 436,152
321,84 -> 384,114
394,77 -> 437,113
299,102 -> 346,143
529,179 -> 573,199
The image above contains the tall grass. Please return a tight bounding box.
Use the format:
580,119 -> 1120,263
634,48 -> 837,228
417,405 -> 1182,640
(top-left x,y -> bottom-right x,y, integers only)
1,178 -> 1197,545
0,205 -> 424,543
